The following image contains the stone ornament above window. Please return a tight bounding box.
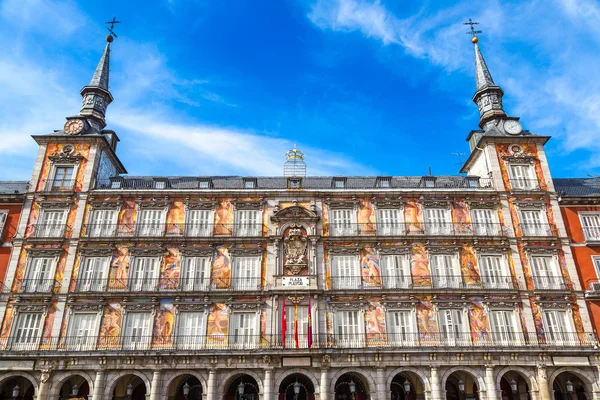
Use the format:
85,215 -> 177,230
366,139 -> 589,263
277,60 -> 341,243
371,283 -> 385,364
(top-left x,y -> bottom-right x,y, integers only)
283,227 -> 308,275
48,145 -> 84,164
38,199 -> 72,209
184,200 -> 217,210
88,199 -> 122,209
231,200 -> 264,210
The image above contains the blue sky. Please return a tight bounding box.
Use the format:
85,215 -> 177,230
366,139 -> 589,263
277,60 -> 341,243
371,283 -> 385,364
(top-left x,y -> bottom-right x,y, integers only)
1,0 -> 599,179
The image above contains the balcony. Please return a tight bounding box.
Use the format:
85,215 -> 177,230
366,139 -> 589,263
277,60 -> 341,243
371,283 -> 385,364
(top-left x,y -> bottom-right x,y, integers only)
16,279 -> 58,293
29,224 -> 68,239
0,331 -> 595,352
585,279 -> 600,297
72,277 -> 267,293
532,275 -> 567,291
582,227 -> 600,243
82,223 -> 267,238
519,223 -> 558,237
328,275 -> 519,290
327,222 -> 505,237
509,179 -> 540,191
43,179 -> 76,193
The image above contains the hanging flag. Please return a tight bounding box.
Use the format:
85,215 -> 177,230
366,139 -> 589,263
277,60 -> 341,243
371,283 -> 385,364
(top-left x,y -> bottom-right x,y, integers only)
307,295 -> 313,349
294,301 -> 299,349
282,296 -> 287,349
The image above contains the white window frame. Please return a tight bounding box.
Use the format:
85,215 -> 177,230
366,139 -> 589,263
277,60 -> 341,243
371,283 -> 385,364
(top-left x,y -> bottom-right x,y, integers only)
235,209 -> 262,237
541,308 -> 576,345
424,208 -> 453,235
128,256 -> 161,292
331,255 -> 361,289
376,207 -> 404,236
180,256 -> 211,291
231,256 -> 261,291
23,255 -> 58,293
592,256 -> 600,280
386,308 -> 417,347
334,309 -> 364,348
329,208 -> 357,236
470,208 -> 498,236
10,312 -> 44,349
489,308 -> 523,346
429,253 -> 461,288
65,311 -> 101,350
0,210 -> 8,240
88,208 -> 118,237
519,208 -> 550,236
508,163 -> 537,190
284,303 -> 310,348
229,311 -> 259,349
122,311 -> 153,350
185,208 -> 214,237
137,208 -> 167,237
176,310 -> 207,349
478,253 -> 512,289
529,254 -> 564,290
36,209 -> 67,238
438,308 -> 470,346
77,256 -> 110,292
380,254 -> 411,289
579,212 -> 600,242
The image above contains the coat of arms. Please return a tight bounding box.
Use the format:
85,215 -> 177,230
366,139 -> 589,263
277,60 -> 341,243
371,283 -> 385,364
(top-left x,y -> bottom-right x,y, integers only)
284,228 -> 308,274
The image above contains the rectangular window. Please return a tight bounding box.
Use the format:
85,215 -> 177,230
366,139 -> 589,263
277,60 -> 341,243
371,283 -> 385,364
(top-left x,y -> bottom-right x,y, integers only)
66,313 -> 97,349
198,180 -> 210,189
490,310 -> 520,345
285,305 -> 309,348
77,256 -> 109,292
181,257 -> 211,291
335,310 -> 362,347
0,210 -> 8,238
430,254 -> 461,288
424,208 -> 452,235
530,255 -> 563,290
331,255 -> 360,289
377,209 -> 402,236
509,164 -> 536,190
471,209 -> 497,236
11,313 -> 43,348
439,309 -> 468,345
232,256 -> 260,290
88,209 -> 117,237
129,257 -> 160,292
138,209 -> 165,237
230,312 -> 257,348
330,209 -> 356,236
580,213 -> 600,241
542,310 -> 573,344
381,255 -> 411,289
236,210 -> 261,237
23,257 -> 54,293
593,256 -> 600,280
186,209 -> 213,237
177,311 -> 206,349
243,179 -> 256,189
333,179 -> 345,188
51,166 -> 74,190
37,210 -> 66,237
480,255 -> 511,289
123,312 -> 152,349
388,310 -> 415,346
520,209 -> 547,236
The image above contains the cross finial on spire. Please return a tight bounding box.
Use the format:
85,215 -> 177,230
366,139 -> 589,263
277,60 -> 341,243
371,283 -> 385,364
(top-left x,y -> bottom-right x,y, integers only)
105,17 -> 120,41
464,18 -> 482,43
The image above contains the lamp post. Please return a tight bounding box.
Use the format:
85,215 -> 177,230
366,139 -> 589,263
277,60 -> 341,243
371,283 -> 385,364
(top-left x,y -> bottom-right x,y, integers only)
458,381 -> 465,393
510,380 -> 518,396
238,381 -> 245,400
126,383 -> 133,399
12,385 -> 20,400
183,382 -> 190,400
349,380 -> 356,400
293,381 -> 301,400
566,381 -> 573,395
404,380 -> 411,396
72,384 -> 79,398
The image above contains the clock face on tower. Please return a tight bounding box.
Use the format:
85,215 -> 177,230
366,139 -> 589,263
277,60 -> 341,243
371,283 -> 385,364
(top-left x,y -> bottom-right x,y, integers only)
504,120 -> 523,135
64,119 -> 84,135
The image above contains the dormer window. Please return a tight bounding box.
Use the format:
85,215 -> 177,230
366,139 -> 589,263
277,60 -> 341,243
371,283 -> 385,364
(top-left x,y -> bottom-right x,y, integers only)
421,177 -> 436,188
377,177 -> 391,188
333,178 -> 346,189
465,176 -> 480,188
153,179 -> 168,189
198,179 -> 212,189
288,178 -> 302,189
243,178 -> 257,189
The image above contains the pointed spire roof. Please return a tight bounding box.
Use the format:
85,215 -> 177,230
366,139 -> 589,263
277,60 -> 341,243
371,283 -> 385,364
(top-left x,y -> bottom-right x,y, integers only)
89,42 -> 111,90
474,42 -> 496,91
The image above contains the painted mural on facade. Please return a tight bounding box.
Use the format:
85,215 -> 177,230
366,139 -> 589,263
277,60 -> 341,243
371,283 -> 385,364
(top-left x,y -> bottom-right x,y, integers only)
99,303 -> 122,343
361,245 -> 381,287
411,244 -> 431,286
215,200 -> 233,236
153,300 -> 174,347
404,200 -> 423,234
358,200 -> 376,235
211,246 -> 231,289
206,303 -> 229,346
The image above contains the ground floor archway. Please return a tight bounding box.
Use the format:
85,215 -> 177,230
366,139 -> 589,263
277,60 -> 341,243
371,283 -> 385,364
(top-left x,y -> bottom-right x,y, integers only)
168,375 -> 203,400
224,374 -> 260,400
445,371 -> 479,400
58,376 -> 90,400
111,374 -> 147,400
334,372 -> 369,400
277,373 -> 315,400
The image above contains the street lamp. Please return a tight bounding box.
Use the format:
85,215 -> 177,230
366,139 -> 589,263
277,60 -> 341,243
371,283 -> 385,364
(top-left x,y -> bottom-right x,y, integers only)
566,381 -> 574,394
72,384 -> 79,397
238,381 -> 245,399
458,380 -> 465,393
294,381 -> 301,400
510,380 -> 518,394
349,380 -> 356,400
183,382 -> 191,399
403,380 -> 411,395
126,383 -> 133,398
12,385 -> 20,400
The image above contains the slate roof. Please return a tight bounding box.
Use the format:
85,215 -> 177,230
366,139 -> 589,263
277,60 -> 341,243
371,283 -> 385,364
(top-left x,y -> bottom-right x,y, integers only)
0,181 -> 29,194
553,178 -> 600,198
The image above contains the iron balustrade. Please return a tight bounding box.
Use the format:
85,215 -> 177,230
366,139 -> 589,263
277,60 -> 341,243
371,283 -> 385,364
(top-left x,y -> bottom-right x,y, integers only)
328,275 -> 519,290
582,227 -> 600,242
531,275 -> 567,290
0,332 -> 596,352
509,178 -> 541,191
327,222 -> 505,237
43,179 -> 77,192
16,279 -> 58,293
82,223 -> 267,238
0,182 -> 29,194
73,277 -> 267,293
518,223 -> 558,237
586,279 -> 600,295
28,223 -> 68,238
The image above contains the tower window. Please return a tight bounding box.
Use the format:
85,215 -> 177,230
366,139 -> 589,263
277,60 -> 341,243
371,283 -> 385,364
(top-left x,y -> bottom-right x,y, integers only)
243,178 -> 257,189
51,166 -> 75,191
288,178 -> 301,189
333,178 -> 346,188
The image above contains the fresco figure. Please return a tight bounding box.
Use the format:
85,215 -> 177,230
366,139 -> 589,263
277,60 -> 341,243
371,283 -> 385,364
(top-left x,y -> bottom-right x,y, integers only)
411,244 -> 431,287
166,201 -> 185,235
215,200 -> 233,236
365,302 -> 386,344
452,202 -> 471,234
153,302 -> 174,347
460,246 -> 480,286
361,245 -> 381,287
160,249 -> 180,290
211,246 -> 231,289
404,201 -> 423,234
119,200 -> 137,236
469,298 -> 490,343
100,304 -> 122,346
358,200 -> 376,235
110,247 -> 130,290
416,299 -> 437,344
207,304 -> 229,347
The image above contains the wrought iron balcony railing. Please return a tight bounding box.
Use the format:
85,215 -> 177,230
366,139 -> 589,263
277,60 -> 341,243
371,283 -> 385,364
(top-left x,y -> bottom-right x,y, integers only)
518,223 -> 558,237
0,331 -> 596,352
328,275 -> 519,290
582,227 -> 600,242
82,223 -> 267,238
73,277 -> 267,293
27,224 -> 68,238
531,275 -> 568,291
327,222 -> 506,237
15,279 -> 58,293
509,178 -> 541,191
43,179 -> 77,192
585,279 -> 600,296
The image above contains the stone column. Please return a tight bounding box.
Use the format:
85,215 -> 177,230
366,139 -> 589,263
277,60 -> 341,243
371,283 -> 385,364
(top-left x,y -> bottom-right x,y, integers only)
320,369 -> 329,400
150,371 -> 162,400
207,370 -> 217,400
37,370 -> 52,400
264,369 -> 273,400
485,366 -> 498,400
92,370 -> 106,400
536,366 -> 551,400
376,368 -> 386,400
429,367 -> 442,400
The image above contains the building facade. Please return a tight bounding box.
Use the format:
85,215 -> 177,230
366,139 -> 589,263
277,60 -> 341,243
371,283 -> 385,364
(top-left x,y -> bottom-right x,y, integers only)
0,181 -> 29,281
0,33 -> 599,400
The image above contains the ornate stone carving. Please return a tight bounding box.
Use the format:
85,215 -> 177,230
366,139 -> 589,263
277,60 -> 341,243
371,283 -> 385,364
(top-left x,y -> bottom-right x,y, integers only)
534,300 -> 572,309
327,246 -> 361,255
123,302 -> 157,311
432,300 -> 469,308
324,199 -> 359,209
378,246 -> 410,255
472,245 -> 509,253
420,197 -> 452,208
502,155 -> 536,164
79,246 -> 114,256
48,147 -> 84,164
229,247 -> 263,256
284,228 -> 308,274
232,200 -> 264,210
38,200 -> 72,209
465,199 -> 499,209
176,302 -> 210,312
136,199 -> 170,208
372,199 -> 404,208
129,247 -> 165,256
25,247 -> 63,256
180,247 -> 214,257
524,246 -> 558,255
425,246 -> 460,254
514,200 -> 546,209
185,201 -> 217,210
68,302 -> 105,312
381,301 -> 417,309
89,199 -> 122,209
271,205 -> 319,222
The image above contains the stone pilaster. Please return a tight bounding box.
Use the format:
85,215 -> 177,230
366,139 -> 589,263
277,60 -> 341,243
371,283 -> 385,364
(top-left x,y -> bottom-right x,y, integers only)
92,370 -> 106,400
429,367 -> 442,400
264,369 -> 273,400
207,370 -> 216,400
485,366 -> 498,400
149,371 -> 162,400
536,365 -> 551,400
320,369 -> 329,400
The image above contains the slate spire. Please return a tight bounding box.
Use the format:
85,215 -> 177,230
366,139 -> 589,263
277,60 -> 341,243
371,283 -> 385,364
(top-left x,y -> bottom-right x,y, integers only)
474,42 -> 496,91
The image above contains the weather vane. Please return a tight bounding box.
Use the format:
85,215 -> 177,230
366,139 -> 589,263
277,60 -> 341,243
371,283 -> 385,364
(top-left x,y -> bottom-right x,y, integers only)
463,18 -> 481,43
106,16 -> 120,40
